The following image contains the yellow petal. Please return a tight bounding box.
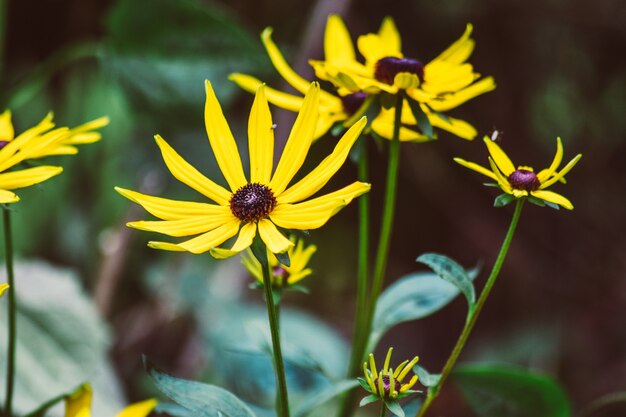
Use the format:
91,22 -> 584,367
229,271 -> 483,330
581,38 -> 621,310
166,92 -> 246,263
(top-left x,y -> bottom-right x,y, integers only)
147,241 -> 186,252
270,82 -> 319,195
279,116 -> 366,204
270,182 -> 370,229
127,212 -> 233,237
540,154 -> 582,189
488,157 -> 513,194
65,384 -> 92,417
286,269 -> 313,285
358,33 -> 400,66
241,250 -> 263,282
0,114 -> 55,171
249,85 -> 274,184
258,218 -> 293,254
204,80 -> 247,191
531,190 -> 574,210
537,137 -> 564,182
154,135 -> 232,205
427,77 -> 496,112
378,16 -> 401,55
0,109 -> 14,141
165,219 -> 241,254
430,113 -> 477,140
453,158 -> 497,180
325,15 -> 356,64
431,23 -> 475,64
210,222 -> 258,259
484,136 -> 515,175
0,189 -> 19,203
0,283 -> 8,297
0,165 -> 62,190
370,110 -> 430,142
261,27 -> 311,95
114,399 -> 158,417
229,73 -> 303,112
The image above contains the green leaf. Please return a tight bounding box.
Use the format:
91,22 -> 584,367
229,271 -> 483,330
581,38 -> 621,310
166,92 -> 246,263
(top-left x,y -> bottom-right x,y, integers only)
275,250 -> 291,267
407,98 -> 434,139
357,377 -> 373,392
385,400 -> 406,417
527,195 -> 546,207
416,253 -> 476,307
369,266 -> 479,351
145,359 -> 257,417
494,193 -> 515,207
414,365 -> 441,388
293,379 -> 359,417
359,395 -> 380,407
452,364 -> 571,417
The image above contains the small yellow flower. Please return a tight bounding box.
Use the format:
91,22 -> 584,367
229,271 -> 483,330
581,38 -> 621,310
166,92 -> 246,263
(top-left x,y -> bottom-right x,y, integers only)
0,110 -> 108,203
117,81 -> 370,257
454,136 -> 582,209
65,384 -> 157,417
242,235 -> 317,287
308,15 -> 495,140
360,347 -> 419,402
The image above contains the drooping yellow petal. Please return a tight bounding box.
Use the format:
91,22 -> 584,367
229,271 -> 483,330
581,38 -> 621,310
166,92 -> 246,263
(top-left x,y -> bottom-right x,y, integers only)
531,190 -> 574,210
261,27 -> 312,95
154,135 -> 232,205
204,80 -> 247,191
325,15 -> 356,64
484,137 -> 515,175
127,213 -> 233,237
453,158 -> 497,180
115,187 -> 229,220
270,83 -> 319,195
488,157 -> 513,194
147,241 -> 186,252
430,24 -> 475,64
0,189 -> 19,203
430,113 -> 477,140
229,73 -> 303,112
210,222 -> 258,259
537,137 -> 564,182
270,182 -> 370,229
114,399 -> 158,417
286,268 -> 313,285
0,110 -> 14,141
258,218 -> 293,254
248,85 -> 274,184
279,116 -> 367,204
370,109 -> 430,142
427,77 -> 496,112
540,154 -> 582,189
0,165 -> 62,190
65,384 -> 92,417
166,219 -> 241,254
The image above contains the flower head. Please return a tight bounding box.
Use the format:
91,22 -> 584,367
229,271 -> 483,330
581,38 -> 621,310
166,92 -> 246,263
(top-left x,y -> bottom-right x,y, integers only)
454,136 -> 582,209
117,81 -> 370,257
307,15 -> 496,140
65,384 -> 157,417
359,348 -> 420,407
243,235 -> 317,288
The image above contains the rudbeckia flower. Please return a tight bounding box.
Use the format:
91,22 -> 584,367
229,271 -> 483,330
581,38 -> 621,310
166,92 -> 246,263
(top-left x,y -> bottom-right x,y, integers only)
359,347 -> 420,416
308,15 -> 496,140
117,81 -> 370,257
242,235 -> 317,287
454,136 -> 582,209
65,384 -> 157,417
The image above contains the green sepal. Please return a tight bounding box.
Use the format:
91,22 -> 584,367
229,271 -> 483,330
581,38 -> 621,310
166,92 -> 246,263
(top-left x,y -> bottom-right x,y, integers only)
431,109 -> 451,123
380,92 -> 396,109
287,284 -> 310,294
357,377 -> 373,392
527,195 -> 546,207
385,399 -> 405,417
276,250 -> 290,267
359,394 -> 380,407
494,193 -> 515,208
406,98 -> 434,139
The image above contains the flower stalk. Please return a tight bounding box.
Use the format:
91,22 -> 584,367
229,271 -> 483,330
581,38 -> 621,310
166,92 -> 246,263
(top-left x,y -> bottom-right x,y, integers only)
416,198 -> 525,417
3,205 -> 16,417
251,238 -> 290,417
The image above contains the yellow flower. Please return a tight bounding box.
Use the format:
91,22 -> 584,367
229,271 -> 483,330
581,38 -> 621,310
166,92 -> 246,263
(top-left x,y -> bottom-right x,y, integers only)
0,109 -> 108,203
0,283 -> 8,297
65,384 -> 157,417
117,81 -> 370,257
308,15 -> 496,140
242,235 -> 317,287
360,347 -> 419,401
454,136 -> 582,209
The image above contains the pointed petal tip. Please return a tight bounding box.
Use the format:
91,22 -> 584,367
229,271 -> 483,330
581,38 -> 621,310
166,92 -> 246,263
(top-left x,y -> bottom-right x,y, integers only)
261,26 -> 274,40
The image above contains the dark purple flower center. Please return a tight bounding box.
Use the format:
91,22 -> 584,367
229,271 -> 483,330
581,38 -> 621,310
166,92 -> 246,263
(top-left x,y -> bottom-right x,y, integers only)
508,169 -> 541,191
340,92 -> 368,114
0,140 -> 10,150
230,183 -> 276,222
375,375 -> 401,398
374,57 -> 424,85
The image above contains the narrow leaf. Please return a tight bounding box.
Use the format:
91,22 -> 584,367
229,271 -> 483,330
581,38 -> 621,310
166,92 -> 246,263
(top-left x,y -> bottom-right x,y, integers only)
416,253 -> 476,306
359,395 -> 380,407
414,365 -> 441,388
407,99 -> 434,139
385,400 -> 406,417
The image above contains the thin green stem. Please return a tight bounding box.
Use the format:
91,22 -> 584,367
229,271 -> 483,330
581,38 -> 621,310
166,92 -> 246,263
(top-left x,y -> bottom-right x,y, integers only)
3,206 -> 16,417
252,242 -> 290,417
380,402 -> 386,417
416,199 -> 525,417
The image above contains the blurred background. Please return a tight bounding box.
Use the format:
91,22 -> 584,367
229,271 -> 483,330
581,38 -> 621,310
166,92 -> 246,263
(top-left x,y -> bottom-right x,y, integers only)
1,0 -> 625,415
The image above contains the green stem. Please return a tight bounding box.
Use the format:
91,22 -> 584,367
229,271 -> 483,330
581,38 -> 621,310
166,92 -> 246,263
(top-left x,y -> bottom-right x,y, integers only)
252,241 -> 290,417
416,199 -> 525,417
3,206 -> 16,417
380,402 -> 386,417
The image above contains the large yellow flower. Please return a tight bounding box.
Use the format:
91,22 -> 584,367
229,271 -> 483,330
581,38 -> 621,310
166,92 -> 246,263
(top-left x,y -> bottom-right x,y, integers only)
454,136 -> 582,209
117,81 -> 370,257
65,384 -> 157,417
308,15 -> 496,140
